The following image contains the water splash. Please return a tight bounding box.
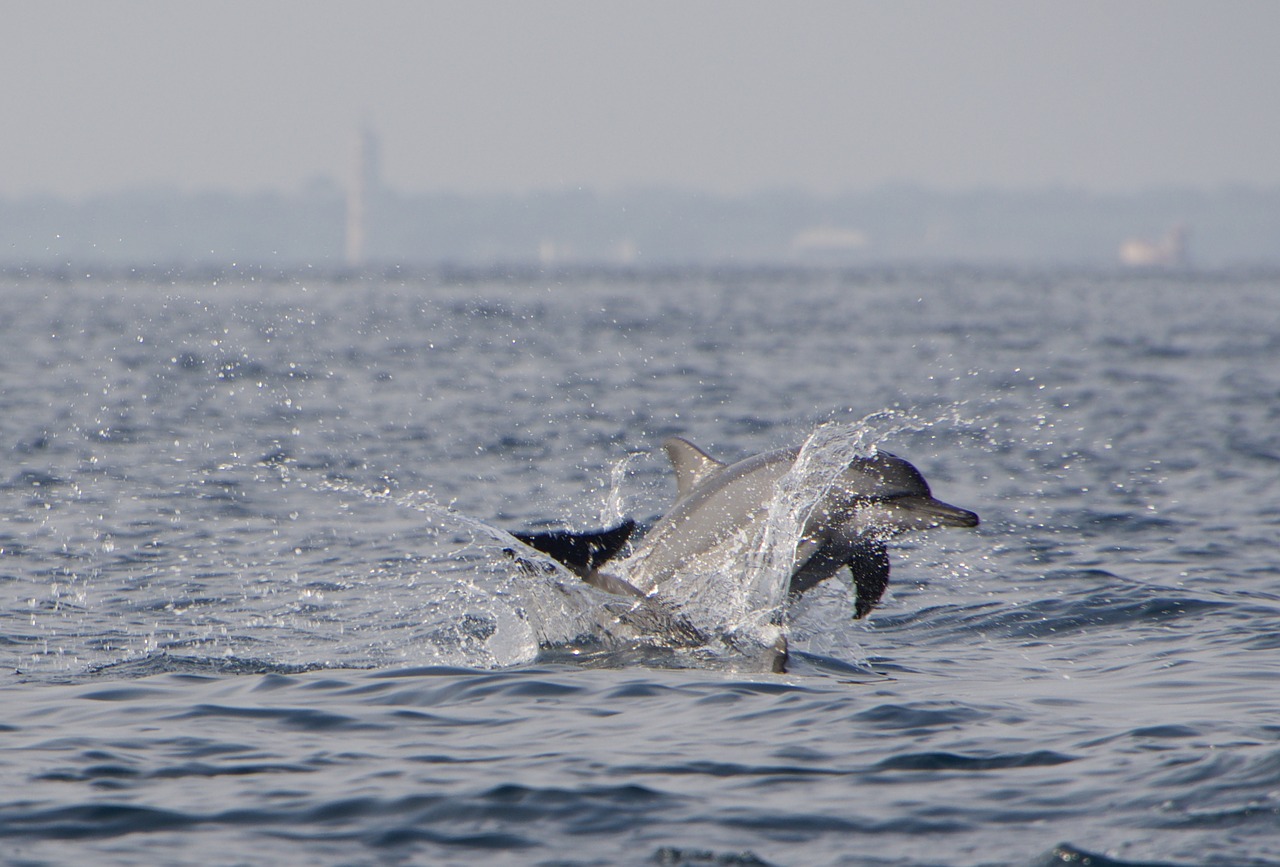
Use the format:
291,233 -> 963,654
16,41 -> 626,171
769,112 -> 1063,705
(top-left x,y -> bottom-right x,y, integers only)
601,450 -> 643,526
312,475 -> 731,666
740,421 -> 879,617
313,477 -> 609,661
634,419 -> 881,652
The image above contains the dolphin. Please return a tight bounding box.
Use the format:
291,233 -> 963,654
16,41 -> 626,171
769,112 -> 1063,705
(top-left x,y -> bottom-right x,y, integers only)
515,435 -> 978,621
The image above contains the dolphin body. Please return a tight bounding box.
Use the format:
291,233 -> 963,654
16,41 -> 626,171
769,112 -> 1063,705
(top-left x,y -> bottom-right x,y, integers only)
515,436 -> 979,622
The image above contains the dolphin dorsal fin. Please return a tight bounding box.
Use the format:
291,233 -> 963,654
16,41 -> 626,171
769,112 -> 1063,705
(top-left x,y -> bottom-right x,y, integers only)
663,437 -> 725,501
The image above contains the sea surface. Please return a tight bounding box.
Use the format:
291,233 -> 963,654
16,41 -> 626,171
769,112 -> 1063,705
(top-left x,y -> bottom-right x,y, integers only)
1,266 -> 1278,866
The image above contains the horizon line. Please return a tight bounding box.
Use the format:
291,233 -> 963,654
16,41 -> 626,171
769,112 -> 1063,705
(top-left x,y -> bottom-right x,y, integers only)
5,179 -> 1280,204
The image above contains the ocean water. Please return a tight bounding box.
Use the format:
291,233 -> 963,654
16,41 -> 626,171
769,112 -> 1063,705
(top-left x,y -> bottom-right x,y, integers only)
1,267 -> 1278,866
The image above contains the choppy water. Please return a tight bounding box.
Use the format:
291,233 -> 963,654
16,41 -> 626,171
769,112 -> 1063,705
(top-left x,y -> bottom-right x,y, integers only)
1,267 -> 1278,866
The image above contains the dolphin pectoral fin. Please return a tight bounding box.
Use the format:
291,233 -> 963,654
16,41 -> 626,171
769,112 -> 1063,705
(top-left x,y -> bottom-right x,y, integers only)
787,539 -> 843,598
786,537 -> 891,618
848,540 -> 891,619
511,519 -> 636,578
663,437 -> 726,501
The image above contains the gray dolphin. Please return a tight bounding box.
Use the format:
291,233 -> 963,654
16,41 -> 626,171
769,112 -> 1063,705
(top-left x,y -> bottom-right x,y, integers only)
515,435 -> 978,620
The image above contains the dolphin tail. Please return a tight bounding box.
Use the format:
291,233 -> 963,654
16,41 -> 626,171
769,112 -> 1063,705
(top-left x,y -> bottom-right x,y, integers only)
511,521 -> 710,648
511,519 -> 637,578
849,540 -> 891,619
509,519 -> 661,601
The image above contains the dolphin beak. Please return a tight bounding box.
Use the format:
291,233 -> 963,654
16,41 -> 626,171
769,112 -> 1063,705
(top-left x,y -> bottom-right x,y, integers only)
889,495 -> 980,528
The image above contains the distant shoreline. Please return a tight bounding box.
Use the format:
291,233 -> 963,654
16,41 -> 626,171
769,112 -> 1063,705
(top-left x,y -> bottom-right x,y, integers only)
4,184 -> 1279,271
4,260 -> 1276,286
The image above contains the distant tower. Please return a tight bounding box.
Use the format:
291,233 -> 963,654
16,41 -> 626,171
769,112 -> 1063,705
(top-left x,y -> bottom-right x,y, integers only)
345,124 -> 381,267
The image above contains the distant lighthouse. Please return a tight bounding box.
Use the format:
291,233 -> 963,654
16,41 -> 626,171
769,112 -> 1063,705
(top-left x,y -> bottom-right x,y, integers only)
345,124 -> 381,267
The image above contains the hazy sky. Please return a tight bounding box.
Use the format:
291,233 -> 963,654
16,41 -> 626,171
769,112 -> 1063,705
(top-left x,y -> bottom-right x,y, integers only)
6,1 -> 1279,198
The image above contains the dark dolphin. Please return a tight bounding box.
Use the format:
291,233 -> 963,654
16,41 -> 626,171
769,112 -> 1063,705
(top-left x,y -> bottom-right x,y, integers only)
516,436 -> 978,620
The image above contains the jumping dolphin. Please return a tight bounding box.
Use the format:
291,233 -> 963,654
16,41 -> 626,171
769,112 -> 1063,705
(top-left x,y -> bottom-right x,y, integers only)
516,435 -> 978,620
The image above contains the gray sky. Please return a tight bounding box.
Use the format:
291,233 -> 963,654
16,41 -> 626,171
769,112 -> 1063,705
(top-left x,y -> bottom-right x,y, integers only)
5,1 -> 1278,198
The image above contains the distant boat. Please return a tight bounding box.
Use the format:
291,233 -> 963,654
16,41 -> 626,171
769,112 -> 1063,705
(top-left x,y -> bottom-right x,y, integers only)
1119,224 -> 1188,268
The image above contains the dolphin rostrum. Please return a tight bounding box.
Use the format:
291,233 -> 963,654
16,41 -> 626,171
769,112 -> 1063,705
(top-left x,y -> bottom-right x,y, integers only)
515,435 -> 979,622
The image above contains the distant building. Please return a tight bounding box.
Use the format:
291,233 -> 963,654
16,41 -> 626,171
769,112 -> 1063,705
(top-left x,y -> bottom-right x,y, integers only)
789,226 -> 869,260
1119,224 -> 1188,268
345,125 -> 382,266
